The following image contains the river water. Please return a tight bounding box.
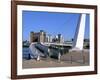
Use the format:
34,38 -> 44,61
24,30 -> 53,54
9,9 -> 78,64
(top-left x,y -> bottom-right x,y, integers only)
23,46 -> 70,60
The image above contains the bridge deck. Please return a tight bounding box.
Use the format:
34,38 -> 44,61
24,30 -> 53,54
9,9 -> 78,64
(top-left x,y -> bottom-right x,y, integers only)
42,42 -> 72,47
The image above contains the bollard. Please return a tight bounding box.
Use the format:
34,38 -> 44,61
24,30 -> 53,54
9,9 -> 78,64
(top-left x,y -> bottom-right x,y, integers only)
58,52 -> 61,62
37,55 -> 40,61
27,53 -> 31,60
48,48 -> 50,57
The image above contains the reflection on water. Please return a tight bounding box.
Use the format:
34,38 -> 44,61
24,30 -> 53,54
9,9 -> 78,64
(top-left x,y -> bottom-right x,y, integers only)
23,47 -> 30,59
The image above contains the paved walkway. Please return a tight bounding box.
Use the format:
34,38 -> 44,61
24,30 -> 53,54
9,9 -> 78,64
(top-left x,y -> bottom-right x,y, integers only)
22,50 -> 89,69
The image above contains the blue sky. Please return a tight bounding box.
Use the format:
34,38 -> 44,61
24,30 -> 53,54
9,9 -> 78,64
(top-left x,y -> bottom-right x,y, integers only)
22,11 -> 90,41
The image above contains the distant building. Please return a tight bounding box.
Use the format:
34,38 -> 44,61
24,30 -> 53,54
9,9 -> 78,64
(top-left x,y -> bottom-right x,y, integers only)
57,34 -> 64,43
29,30 -> 46,43
46,34 -> 52,43
30,32 -> 35,43
60,36 -> 64,43
52,36 -> 58,43
58,34 -> 61,43
39,30 -> 46,42
29,30 -> 65,43
52,34 -> 64,43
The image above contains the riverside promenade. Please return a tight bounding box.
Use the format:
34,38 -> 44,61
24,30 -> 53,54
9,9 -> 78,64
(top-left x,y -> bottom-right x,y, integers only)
22,49 -> 89,69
